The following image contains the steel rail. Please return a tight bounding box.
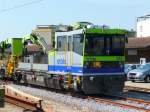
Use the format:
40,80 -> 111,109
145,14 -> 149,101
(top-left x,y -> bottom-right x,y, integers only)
5,95 -> 38,110
87,96 -> 150,112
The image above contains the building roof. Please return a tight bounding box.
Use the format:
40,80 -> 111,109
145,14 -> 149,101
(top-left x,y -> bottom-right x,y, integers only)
126,37 -> 150,49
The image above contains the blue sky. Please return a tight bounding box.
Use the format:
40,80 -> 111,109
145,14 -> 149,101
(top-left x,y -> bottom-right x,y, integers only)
0,0 -> 150,41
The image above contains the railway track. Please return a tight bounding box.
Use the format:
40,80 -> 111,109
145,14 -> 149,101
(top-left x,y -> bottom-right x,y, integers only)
86,95 -> 150,112
71,89 -> 150,112
5,95 -> 38,111
0,81 -> 45,112
2,80 -> 150,112
5,86 -> 44,112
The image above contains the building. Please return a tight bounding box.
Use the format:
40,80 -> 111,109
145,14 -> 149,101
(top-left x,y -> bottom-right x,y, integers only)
127,29 -> 136,38
32,25 -> 69,52
125,14 -> 150,63
22,25 -> 70,64
137,15 -> 150,37
125,37 -> 150,63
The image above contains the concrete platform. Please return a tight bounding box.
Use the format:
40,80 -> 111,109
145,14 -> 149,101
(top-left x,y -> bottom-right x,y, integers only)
125,81 -> 150,89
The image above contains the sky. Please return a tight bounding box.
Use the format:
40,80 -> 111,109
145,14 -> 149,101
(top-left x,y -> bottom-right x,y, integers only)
0,0 -> 150,41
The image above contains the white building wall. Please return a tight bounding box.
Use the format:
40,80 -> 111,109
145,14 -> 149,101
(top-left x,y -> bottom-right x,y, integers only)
137,18 -> 150,37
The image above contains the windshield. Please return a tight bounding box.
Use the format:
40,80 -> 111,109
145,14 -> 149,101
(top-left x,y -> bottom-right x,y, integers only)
138,64 -> 150,69
84,34 -> 125,56
125,64 -> 130,69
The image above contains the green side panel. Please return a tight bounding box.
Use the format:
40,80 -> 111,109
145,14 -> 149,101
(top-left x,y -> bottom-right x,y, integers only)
22,35 -> 34,43
0,98 -> 4,107
84,56 -> 125,61
12,38 -> 23,56
0,88 -> 4,98
0,88 -> 4,107
86,28 -> 127,35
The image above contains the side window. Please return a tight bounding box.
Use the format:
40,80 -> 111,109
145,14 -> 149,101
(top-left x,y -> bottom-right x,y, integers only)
113,36 -> 124,49
68,36 -> 72,51
57,36 -> 67,51
73,34 -> 83,55
131,65 -> 136,69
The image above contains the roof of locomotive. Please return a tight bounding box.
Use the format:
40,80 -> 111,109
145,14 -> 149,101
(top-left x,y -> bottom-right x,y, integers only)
55,29 -> 83,36
86,28 -> 127,35
55,28 -> 127,36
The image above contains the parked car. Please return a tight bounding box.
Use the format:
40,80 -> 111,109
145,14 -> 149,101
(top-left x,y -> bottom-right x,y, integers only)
127,63 -> 150,82
125,64 -> 140,75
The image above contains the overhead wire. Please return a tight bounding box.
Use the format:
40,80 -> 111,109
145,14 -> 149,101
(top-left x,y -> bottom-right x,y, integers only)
0,0 -> 45,13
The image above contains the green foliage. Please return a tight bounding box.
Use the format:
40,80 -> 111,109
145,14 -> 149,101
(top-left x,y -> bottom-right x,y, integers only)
31,33 -> 38,41
30,33 -> 39,44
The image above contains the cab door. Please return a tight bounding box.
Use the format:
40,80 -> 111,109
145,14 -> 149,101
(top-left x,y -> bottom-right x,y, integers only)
66,36 -> 73,73
104,36 -> 112,55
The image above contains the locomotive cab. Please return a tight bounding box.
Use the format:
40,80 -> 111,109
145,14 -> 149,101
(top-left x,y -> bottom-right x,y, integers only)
48,28 -> 127,94
82,29 -> 126,94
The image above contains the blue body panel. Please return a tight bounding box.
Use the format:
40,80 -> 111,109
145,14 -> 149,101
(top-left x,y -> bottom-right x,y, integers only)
48,65 -> 83,74
48,65 -> 124,75
83,68 -> 123,74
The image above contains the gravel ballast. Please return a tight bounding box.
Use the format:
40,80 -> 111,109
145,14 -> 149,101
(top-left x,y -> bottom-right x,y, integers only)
10,84 -> 146,112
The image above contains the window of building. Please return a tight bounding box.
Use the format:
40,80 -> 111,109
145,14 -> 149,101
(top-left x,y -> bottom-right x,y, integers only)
140,25 -> 143,32
128,50 -> 137,55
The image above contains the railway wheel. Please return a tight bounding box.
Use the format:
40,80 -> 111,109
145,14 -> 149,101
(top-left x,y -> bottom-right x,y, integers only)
0,69 -> 5,79
59,77 -> 65,90
73,79 -> 82,92
73,80 -> 78,91
22,75 -> 28,86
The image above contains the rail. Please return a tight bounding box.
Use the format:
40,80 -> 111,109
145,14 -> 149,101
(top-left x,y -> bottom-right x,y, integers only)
87,95 -> 150,112
5,85 -> 44,111
2,80 -> 150,112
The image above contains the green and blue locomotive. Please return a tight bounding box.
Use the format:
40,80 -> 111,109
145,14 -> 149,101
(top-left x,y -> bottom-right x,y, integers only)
0,23 -> 127,94
47,27 -> 127,94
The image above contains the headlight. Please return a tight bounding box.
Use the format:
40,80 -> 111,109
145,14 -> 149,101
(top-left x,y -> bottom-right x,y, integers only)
136,73 -> 143,77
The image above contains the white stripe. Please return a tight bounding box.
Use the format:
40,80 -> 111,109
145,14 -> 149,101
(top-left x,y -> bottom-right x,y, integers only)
47,71 -> 124,76
47,71 -> 83,76
84,72 -> 125,76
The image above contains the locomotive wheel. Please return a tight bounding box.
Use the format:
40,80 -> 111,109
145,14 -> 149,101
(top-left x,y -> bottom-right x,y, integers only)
22,75 -> 28,86
73,80 -> 82,92
59,80 -> 65,90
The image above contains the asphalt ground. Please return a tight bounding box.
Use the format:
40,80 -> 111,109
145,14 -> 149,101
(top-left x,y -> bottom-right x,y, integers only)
0,102 -> 24,112
125,81 -> 150,89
